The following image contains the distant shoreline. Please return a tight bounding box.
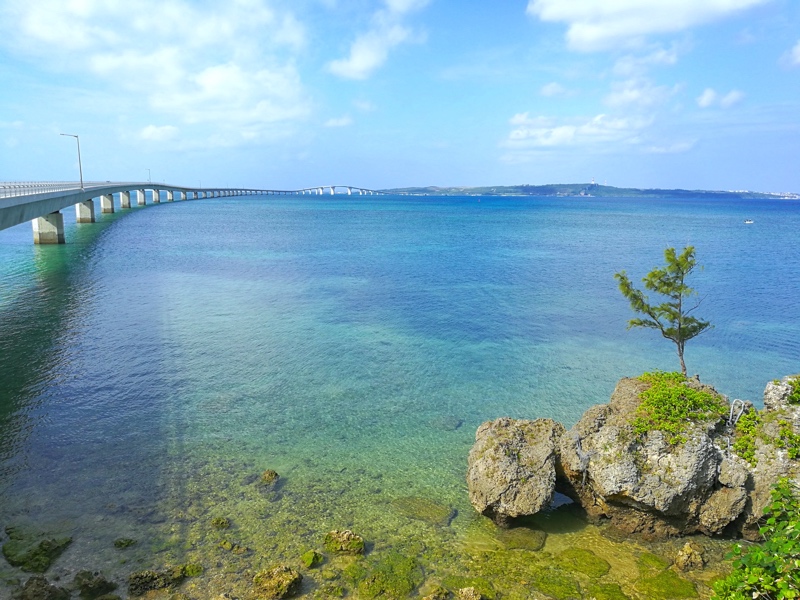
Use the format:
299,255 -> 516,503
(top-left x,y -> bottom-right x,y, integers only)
381,183 -> 800,200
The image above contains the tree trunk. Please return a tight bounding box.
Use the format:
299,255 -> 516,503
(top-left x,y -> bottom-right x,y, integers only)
678,349 -> 687,376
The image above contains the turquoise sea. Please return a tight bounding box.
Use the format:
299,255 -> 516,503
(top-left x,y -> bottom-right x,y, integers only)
0,194 -> 798,599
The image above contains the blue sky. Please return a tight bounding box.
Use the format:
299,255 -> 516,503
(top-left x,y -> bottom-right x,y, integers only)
1,0 -> 798,191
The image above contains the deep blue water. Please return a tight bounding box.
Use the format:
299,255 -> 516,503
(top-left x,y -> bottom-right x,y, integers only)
0,194 -> 797,596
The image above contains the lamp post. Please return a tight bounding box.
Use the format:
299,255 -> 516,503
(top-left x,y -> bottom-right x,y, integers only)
146,168 -> 151,183
60,133 -> 84,191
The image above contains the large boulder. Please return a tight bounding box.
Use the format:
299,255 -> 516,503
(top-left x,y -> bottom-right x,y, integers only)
467,417 -> 565,526
556,377 -> 742,538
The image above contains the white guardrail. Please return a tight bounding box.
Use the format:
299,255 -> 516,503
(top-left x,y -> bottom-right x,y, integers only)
0,181 -> 88,199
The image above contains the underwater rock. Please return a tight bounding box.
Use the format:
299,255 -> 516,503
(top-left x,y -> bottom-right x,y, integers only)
557,548 -> 611,578
127,567 -> 185,596
422,585 -> 452,600
324,530 -> 365,555
390,496 -> 456,526
252,565 -> 302,599
467,417 -> 565,526
210,517 -> 231,530
73,570 -> 118,599
456,588 -> 483,600
2,526 -> 72,573
12,576 -> 70,600
113,538 -> 136,549
260,470 -> 280,487
674,542 -> 705,572
300,549 -> 323,568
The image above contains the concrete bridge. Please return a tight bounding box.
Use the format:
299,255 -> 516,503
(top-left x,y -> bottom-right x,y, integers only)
0,181 -> 384,244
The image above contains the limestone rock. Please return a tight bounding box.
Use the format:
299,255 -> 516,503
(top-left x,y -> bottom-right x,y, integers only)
467,417 -> 565,525
2,527 -> 72,573
253,565 -> 302,599
674,542 -> 705,572
456,587 -> 484,600
73,570 -> 118,599
13,576 -> 69,600
323,530 -> 365,555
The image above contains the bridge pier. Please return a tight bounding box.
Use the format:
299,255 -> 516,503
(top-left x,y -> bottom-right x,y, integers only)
101,194 -> 114,214
137,190 -> 146,206
33,211 -> 65,244
75,200 -> 95,223
167,190 -> 174,202
152,189 -> 160,203
179,191 -> 186,200
121,191 -> 131,209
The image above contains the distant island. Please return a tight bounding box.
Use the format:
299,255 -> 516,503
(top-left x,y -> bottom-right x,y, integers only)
380,182 -> 799,199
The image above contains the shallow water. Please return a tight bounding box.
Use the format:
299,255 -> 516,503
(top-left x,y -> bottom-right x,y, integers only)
0,195 -> 798,598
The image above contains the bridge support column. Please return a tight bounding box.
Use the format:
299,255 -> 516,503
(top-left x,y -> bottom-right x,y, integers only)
167,190 -> 174,202
101,194 -> 114,213
152,189 -> 160,203
120,191 -> 131,209
75,200 -> 95,223
33,211 -> 65,244
137,190 -> 146,205
179,191 -> 185,200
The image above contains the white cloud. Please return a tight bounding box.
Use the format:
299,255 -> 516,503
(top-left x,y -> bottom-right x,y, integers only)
526,0 -> 772,51
697,88 -> 744,109
788,40 -> 800,66
327,0 -> 428,79
697,88 -> 718,108
353,100 -> 376,112
645,141 -> 696,154
0,0 -> 310,147
605,79 -> 677,108
540,82 -> 566,97
324,115 -> 353,127
613,44 -> 681,76
504,113 -> 651,149
139,125 -> 179,141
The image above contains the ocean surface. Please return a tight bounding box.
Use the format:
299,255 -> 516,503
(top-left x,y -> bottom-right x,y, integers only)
0,194 -> 798,598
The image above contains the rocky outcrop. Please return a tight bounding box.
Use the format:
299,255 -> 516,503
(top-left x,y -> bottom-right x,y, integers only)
466,417 -> 565,526
467,374 -> 800,540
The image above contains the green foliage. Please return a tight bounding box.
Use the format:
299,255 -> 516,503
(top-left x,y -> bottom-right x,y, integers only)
776,420 -> 800,460
633,371 -> 727,445
787,378 -> 800,404
616,247 -> 711,375
733,408 -> 762,466
712,479 -> 800,599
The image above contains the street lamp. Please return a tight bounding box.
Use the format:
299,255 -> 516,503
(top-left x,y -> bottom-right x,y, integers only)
146,168 -> 151,183
60,133 -> 84,191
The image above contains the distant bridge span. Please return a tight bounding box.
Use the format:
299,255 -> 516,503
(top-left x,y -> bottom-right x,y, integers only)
0,181 -> 385,244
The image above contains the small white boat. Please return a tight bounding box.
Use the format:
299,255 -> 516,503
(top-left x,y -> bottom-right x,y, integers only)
744,219 -> 754,224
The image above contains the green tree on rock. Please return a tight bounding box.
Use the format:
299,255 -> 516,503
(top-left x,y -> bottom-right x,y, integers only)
615,246 -> 711,376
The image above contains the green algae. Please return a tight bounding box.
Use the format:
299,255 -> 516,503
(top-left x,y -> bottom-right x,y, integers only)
301,549 -> 323,568
558,548 -> 611,578
440,576 -> 497,600
495,526 -> 547,551
112,538 -> 136,549
584,582 -> 630,600
1,527 -> 71,573
528,565 -> 582,600
344,550 -> 424,598
635,570 -> 698,599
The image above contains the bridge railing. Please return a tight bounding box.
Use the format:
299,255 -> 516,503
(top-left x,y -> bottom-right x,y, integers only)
0,181 -> 83,199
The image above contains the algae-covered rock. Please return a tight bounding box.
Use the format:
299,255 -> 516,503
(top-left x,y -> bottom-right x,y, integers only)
181,563 -> 203,577
584,583 -> 630,600
344,551 -> 423,599
12,576 -> 70,600
456,588 -> 483,600
210,517 -> 231,530
113,538 -> 136,549
467,417 -> 565,526
73,570 -> 118,599
635,570 -> 698,599
557,548 -> 611,578
422,584 -> 452,599
674,542 -> 705,572
300,549 -> 323,568
324,530 -> 365,555
127,568 -> 184,596
441,577 -> 496,600
390,496 -> 456,527
2,526 -> 72,573
529,565 -> 582,600
260,470 -> 280,486
252,565 -> 302,599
